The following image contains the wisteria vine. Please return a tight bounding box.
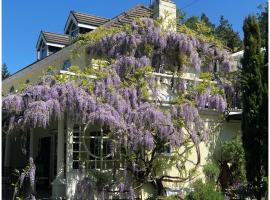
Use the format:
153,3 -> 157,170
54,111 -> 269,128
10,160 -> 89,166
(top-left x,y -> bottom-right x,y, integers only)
3,17 -> 233,198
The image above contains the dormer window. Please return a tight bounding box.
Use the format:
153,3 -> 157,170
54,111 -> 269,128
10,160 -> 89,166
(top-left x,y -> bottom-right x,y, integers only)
36,31 -> 70,60
40,41 -> 48,59
64,11 -> 109,39
70,23 -> 79,39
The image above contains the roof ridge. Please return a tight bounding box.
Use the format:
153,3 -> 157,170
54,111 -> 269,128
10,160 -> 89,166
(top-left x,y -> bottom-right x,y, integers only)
103,4 -> 151,27
71,10 -> 110,20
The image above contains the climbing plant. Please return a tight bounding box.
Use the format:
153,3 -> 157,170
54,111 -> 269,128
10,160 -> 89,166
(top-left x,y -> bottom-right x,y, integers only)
3,18 -> 233,197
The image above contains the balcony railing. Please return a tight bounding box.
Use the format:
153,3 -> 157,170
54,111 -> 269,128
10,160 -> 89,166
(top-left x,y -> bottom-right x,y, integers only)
59,70 -> 242,113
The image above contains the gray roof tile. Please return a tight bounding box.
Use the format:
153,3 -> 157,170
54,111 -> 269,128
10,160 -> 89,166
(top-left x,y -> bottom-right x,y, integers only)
42,31 -> 70,45
71,11 -> 110,27
103,5 -> 152,28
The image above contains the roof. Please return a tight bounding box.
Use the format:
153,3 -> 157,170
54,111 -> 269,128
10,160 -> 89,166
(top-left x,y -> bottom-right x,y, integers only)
71,11 -> 110,27
42,31 -> 70,45
6,4 -> 153,80
104,5 -> 152,28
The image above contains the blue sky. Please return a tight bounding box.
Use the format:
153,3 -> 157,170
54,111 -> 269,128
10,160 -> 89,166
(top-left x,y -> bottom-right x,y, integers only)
3,0 -> 267,74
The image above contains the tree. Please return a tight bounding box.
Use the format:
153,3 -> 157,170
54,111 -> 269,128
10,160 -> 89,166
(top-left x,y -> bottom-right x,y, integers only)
184,16 -> 199,30
215,16 -> 243,52
257,3 -> 268,183
241,15 -> 265,199
2,63 -> 10,80
257,3 -> 268,52
201,13 -> 215,31
3,18 -> 233,198
176,8 -> 186,25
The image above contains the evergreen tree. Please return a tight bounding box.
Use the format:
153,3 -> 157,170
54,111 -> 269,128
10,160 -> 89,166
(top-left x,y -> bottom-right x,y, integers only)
184,16 -> 199,30
241,15 -> 265,199
201,13 -> 215,30
257,3 -> 268,181
2,63 -> 10,80
176,8 -> 186,25
215,16 -> 243,52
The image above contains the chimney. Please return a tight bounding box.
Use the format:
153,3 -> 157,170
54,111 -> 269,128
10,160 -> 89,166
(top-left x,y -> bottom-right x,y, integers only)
152,0 -> 177,31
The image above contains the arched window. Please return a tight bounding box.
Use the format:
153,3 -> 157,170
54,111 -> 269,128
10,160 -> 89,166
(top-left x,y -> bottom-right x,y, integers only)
62,60 -> 71,71
72,124 -> 121,170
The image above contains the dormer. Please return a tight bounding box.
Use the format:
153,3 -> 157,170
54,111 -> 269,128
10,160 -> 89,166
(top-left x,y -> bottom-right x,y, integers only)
64,11 -> 110,38
36,31 -> 70,60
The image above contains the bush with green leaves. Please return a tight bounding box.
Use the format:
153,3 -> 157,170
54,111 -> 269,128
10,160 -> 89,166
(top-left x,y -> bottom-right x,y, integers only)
203,162 -> 220,183
185,179 -> 224,200
221,135 -> 246,185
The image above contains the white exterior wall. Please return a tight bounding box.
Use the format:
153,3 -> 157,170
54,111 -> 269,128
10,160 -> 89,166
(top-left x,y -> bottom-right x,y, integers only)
153,0 -> 177,31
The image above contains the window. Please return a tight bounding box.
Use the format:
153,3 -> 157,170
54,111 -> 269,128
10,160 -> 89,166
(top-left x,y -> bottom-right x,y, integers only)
40,42 -> 48,59
10,86 -> 15,93
72,124 -> 121,170
70,23 -> 79,39
48,46 -> 61,55
62,60 -> 71,71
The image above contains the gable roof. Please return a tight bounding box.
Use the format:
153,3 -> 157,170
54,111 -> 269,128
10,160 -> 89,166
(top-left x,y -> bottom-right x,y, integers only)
7,4 -> 154,80
104,5 -> 152,28
42,31 -> 70,45
64,11 -> 110,33
36,31 -> 70,49
72,11 -> 110,26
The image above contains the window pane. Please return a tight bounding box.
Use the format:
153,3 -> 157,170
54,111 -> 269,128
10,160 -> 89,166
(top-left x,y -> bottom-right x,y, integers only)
63,60 -> 71,70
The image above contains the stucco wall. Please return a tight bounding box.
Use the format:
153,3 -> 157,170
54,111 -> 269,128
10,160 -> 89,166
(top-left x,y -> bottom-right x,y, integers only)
2,44 -> 88,95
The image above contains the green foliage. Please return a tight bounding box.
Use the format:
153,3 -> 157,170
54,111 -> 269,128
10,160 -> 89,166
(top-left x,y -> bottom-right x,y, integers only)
257,3 -> 268,50
179,22 -> 224,49
89,170 -> 114,191
184,16 -> 199,30
199,72 -> 212,80
203,162 -> 220,183
176,8 -> 186,25
149,195 -> 181,200
221,136 -> 246,183
201,13 -> 215,31
241,15 -> 266,199
185,179 -> 224,200
74,26 -> 120,45
182,13 -> 242,52
2,63 -> 10,80
215,16 -> 243,52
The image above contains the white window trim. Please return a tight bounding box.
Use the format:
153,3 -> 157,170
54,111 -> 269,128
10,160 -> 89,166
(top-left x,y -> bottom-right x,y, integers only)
77,23 -> 97,30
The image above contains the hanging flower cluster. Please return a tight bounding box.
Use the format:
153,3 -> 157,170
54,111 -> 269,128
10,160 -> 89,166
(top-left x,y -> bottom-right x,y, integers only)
89,18 -> 234,73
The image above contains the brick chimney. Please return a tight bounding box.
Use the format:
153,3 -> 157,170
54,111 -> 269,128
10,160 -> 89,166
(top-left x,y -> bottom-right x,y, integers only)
152,0 -> 177,31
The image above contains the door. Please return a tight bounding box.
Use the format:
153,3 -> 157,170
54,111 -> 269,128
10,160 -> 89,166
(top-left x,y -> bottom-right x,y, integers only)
36,137 -> 51,189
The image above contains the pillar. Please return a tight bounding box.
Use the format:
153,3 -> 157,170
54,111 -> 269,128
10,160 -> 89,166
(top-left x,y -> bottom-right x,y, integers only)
66,117 -> 74,199
51,119 -> 66,199
29,129 -> 34,158
4,134 -> 11,175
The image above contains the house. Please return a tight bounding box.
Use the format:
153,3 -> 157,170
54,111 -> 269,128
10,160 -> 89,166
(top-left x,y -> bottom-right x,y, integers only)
2,0 -> 242,199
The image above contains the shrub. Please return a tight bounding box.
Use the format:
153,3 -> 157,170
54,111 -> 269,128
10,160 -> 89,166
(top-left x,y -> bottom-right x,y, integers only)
203,162 -> 220,183
185,179 -> 224,200
221,135 -> 246,185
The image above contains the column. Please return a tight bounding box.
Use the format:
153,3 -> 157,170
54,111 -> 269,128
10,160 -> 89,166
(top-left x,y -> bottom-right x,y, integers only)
66,117 -> 74,199
57,119 -> 65,178
29,129 -> 34,158
4,134 -> 11,176
51,119 -> 66,199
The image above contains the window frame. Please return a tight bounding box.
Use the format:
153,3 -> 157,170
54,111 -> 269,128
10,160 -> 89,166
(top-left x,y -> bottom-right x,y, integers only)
72,124 -> 122,170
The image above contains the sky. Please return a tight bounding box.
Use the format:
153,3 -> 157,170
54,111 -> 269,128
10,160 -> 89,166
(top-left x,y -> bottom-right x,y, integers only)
3,0 -> 267,74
